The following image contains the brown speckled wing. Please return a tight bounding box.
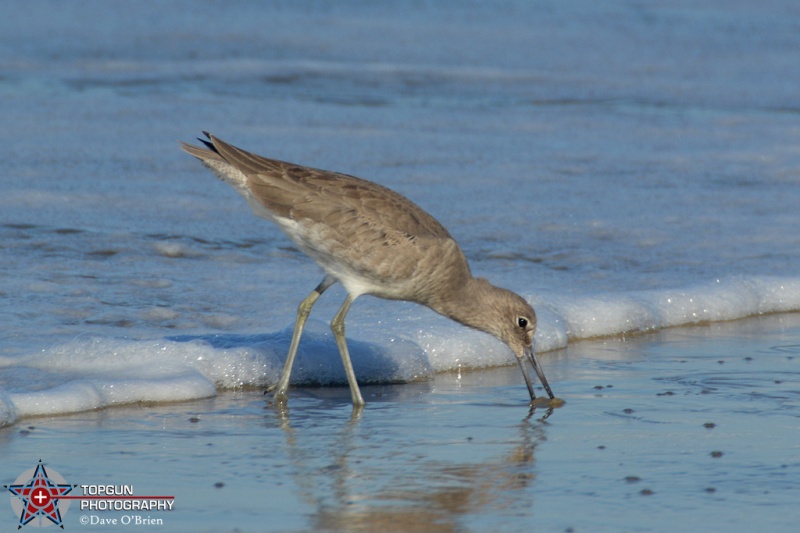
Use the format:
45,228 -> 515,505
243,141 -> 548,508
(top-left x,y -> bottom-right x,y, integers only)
204,135 -> 474,298
207,134 -> 454,240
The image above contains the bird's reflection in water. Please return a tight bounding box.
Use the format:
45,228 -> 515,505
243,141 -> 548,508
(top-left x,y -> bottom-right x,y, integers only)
268,388 -> 553,532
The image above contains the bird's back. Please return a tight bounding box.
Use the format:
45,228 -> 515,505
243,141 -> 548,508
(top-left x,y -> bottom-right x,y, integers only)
181,134 -> 472,302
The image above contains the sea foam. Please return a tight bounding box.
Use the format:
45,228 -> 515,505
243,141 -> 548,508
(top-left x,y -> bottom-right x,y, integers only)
1,274 -> 797,426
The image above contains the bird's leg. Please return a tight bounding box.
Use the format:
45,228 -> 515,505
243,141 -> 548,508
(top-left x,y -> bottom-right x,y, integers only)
272,276 -> 336,405
330,295 -> 366,407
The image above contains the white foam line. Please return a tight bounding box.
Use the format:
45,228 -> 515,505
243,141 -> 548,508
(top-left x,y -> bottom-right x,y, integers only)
534,275 -> 800,342
1,275 -> 797,426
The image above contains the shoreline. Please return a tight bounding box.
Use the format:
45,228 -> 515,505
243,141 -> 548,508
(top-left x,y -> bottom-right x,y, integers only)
2,312 -> 799,532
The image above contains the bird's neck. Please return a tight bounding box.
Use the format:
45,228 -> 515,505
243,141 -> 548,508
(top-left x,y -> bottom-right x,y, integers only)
430,277 -> 503,339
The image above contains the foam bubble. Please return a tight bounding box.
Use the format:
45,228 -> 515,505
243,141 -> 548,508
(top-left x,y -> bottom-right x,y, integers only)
153,241 -> 200,258
0,391 -> 18,427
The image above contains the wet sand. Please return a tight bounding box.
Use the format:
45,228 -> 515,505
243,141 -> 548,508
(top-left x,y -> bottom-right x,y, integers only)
2,313 -> 799,532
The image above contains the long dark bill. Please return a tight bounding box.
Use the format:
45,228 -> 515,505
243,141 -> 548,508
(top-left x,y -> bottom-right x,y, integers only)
519,346 -> 555,400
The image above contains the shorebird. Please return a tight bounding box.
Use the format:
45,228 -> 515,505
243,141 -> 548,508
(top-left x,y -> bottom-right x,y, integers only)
181,132 -> 554,408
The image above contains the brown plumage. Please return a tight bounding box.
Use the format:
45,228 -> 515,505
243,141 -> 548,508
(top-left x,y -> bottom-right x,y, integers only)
181,132 -> 554,408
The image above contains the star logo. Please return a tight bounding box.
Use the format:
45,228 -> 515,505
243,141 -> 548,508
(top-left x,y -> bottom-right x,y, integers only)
5,460 -> 76,529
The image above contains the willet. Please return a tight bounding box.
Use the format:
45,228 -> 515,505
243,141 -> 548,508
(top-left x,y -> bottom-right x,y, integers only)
181,132 -> 555,408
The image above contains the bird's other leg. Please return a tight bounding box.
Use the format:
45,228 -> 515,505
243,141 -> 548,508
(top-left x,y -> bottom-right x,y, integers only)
271,276 -> 336,405
330,295 -> 366,408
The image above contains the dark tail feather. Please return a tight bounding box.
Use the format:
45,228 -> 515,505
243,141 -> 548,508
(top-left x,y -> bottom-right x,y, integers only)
197,131 -> 217,153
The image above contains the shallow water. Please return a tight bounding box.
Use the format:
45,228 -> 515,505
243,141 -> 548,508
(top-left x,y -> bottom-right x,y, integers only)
2,314 -> 799,532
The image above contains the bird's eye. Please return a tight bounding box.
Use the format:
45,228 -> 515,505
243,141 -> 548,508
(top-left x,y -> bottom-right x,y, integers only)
517,317 -> 528,328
